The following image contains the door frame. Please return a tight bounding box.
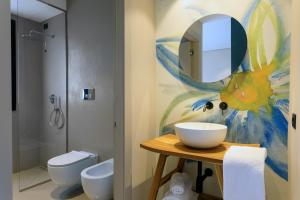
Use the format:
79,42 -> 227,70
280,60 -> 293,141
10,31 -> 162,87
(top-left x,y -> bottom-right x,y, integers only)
114,0 -> 131,199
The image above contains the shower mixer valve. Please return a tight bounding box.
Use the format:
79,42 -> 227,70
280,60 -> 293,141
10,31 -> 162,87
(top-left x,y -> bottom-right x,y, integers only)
49,94 -> 57,105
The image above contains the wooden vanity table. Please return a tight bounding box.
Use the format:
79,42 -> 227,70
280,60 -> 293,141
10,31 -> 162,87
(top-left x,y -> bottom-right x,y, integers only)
140,134 -> 260,200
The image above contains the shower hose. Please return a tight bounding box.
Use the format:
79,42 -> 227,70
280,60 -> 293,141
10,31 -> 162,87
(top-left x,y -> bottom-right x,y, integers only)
49,95 -> 65,129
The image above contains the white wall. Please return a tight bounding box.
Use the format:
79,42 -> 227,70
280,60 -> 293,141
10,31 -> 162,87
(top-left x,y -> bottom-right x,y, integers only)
202,17 -> 231,51
0,0 -> 12,199
124,0 -> 157,199
202,17 -> 231,82
289,0 -> 300,199
202,48 -> 231,82
39,0 -> 66,10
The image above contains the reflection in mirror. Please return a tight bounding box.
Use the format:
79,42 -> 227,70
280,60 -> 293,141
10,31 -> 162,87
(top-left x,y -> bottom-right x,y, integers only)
179,14 -> 247,83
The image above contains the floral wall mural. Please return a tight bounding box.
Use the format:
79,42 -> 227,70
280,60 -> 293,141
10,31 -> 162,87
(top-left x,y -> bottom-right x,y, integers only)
155,0 -> 289,192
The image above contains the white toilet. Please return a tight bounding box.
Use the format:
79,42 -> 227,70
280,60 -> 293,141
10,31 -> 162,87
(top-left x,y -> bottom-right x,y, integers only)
81,158 -> 114,200
48,151 -> 98,187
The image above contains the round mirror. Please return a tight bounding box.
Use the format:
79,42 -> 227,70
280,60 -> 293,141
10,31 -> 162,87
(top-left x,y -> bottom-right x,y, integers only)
179,14 -> 247,83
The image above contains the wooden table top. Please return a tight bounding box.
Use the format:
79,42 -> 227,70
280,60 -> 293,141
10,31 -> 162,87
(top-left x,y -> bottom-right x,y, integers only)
140,134 -> 260,165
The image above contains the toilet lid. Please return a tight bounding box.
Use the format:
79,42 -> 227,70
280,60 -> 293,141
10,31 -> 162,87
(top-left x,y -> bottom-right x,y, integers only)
48,151 -> 91,167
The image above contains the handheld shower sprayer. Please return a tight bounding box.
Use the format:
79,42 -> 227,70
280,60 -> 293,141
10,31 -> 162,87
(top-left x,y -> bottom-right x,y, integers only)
49,94 -> 65,129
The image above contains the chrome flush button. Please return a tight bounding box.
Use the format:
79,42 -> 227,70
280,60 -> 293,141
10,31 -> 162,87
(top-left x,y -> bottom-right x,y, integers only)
83,89 -> 95,100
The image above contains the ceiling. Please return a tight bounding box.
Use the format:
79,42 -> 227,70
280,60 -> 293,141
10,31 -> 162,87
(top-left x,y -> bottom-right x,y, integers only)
11,0 -> 63,23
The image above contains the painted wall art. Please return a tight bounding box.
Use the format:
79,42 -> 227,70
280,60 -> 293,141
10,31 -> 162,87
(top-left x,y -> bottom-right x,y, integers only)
156,0 -> 290,187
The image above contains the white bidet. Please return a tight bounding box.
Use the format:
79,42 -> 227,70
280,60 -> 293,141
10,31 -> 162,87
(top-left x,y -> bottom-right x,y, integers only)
81,158 -> 114,200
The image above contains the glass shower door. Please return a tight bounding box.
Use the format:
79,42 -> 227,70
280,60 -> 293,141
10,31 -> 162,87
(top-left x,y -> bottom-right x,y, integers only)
12,0 -> 67,191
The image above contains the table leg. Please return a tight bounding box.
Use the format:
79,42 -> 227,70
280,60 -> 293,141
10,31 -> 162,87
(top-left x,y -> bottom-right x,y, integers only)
177,158 -> 185,172
215,165 -> 223,195
148,154 -> 168,200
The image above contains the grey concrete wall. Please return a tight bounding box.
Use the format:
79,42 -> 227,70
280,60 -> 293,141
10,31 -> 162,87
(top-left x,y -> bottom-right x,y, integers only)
0,0 -> 12,198
15,16 -> 44,171
67,0 -> 115,160
12,13 -> 67,171
40,13 -> 67,166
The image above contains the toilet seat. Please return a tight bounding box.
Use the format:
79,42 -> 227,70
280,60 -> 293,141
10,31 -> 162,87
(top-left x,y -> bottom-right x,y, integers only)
48,151 -> 98,187
48,151 -> 91,167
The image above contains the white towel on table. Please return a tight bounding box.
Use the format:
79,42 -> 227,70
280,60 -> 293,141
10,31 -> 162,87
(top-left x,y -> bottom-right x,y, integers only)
223,146 -> 267,200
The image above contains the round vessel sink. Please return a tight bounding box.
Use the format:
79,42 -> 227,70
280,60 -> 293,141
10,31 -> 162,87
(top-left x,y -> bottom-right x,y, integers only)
175,122 -> 227,148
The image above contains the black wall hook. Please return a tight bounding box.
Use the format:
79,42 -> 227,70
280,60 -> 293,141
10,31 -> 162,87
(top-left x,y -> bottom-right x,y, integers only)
203,101 -> 213,112
219,102 -> 228,115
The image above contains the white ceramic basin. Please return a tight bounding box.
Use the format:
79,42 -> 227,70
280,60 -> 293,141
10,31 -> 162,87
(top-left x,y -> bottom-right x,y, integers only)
175,122 -> 227,148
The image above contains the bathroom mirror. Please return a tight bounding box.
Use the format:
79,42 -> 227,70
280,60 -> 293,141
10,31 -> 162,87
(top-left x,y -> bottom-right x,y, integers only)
179,14 -> 247,83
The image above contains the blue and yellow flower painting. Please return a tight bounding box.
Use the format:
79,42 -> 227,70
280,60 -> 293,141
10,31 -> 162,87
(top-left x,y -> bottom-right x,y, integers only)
156,0 -> 289,181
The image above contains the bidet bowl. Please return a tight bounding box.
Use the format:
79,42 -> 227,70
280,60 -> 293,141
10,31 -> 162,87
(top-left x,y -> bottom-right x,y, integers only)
175,122 -> 227,148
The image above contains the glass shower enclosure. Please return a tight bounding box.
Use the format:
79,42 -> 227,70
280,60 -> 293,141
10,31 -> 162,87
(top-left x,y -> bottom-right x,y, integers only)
11,0 -> 67,191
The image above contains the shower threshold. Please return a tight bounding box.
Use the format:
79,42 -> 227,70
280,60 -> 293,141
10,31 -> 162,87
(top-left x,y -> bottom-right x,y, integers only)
14,166 -> 51,192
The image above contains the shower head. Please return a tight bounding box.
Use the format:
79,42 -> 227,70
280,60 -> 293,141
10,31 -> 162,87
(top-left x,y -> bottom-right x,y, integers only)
21,29 -> 55,53
21,29 -> 55,39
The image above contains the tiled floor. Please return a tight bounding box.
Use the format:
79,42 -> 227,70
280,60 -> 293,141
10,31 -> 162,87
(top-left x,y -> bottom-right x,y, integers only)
13,167 -> 89,200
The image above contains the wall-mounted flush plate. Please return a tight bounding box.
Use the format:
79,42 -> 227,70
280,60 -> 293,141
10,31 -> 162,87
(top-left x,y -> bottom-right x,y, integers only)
292,113 -> 297,130
82,88 -> 95,100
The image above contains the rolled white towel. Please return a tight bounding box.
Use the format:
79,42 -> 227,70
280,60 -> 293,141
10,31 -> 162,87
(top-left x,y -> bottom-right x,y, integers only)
162,194 -> 181,200
162,191 -> 193,200
170,173 -> 192,195
170,181 -> 185,195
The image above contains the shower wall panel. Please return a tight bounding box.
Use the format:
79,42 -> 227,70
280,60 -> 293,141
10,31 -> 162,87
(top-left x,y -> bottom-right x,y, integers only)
40,13 -> 67,166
